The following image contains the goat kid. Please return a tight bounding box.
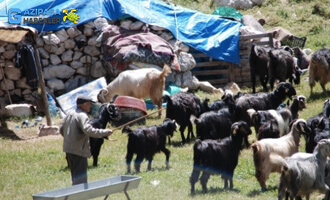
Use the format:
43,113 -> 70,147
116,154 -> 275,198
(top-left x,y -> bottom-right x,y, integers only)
89,103 -> 118,167
122,119 -> 177,173
190,121 -> 252,194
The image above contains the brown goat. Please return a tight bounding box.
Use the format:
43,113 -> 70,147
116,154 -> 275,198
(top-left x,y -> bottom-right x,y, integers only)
309,48 -> 330,95
97,65 -> 171,117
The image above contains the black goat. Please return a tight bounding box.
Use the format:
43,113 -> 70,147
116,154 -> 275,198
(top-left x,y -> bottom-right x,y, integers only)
257,119 -> 280,140
164,92 -> 208,144
193,91 -> 236,140
190,121 -> 252,194
235,82 -> 296,127
122,118 -> 177,173
305,99 -> 330,153
250,44 -> 271,93
268,48 -> 299,91
89,103 -> 118,167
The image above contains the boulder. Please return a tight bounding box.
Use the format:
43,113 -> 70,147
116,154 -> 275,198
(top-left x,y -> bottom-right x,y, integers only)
61,50 -> 73,62
43,34 -> 61,45
47,78 -> 65,90
84,46 -> 100,56
4,66 -> 21,80
55,29 -> 69,42
43,65 -> 75,79
90,61 -> 106,78
50,54 -> 62,65
5,104 -> 34,117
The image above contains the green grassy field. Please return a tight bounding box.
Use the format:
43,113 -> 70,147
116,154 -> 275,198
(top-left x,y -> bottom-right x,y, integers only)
0,72 -> 329,200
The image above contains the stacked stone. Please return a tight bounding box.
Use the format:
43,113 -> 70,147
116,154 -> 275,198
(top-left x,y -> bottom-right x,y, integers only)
0,17 -> 200,110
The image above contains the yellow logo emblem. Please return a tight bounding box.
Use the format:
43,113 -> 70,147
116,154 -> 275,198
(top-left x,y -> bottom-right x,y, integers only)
63,9 -> 80,24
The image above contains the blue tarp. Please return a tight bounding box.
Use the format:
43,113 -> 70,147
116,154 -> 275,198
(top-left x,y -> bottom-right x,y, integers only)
0,0 -> 242,64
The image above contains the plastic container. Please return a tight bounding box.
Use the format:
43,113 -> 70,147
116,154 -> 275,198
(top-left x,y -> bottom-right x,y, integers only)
47,94 -> 57,118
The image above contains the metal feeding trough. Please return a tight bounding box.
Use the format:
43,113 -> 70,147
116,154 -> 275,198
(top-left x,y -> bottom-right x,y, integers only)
32,175 -> 141,200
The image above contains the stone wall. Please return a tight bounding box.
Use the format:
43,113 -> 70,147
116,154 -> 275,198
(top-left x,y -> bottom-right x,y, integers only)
0,17 -> 197,110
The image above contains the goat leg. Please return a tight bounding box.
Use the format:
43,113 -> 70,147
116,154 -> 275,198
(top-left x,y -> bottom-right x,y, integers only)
180,126 -> 186,144
161,147 -> 171,170
190,167 -> 200,195
147,158 -> 152,171
134,154 -> 144,173
125,153 -> 133,174
200,171 -> 210,193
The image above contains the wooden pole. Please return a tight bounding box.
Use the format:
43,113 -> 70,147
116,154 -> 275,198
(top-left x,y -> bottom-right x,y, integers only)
112,107 -> 166,132
33,45 -> 52,126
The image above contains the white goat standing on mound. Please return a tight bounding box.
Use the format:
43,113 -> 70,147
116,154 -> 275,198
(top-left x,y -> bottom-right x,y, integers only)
97,65 -> 172,118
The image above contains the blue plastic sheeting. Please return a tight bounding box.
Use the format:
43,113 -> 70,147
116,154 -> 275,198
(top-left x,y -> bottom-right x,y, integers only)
0,0 -> 242,64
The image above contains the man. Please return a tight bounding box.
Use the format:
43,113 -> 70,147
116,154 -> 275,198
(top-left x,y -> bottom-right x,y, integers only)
60,95 -> 113,185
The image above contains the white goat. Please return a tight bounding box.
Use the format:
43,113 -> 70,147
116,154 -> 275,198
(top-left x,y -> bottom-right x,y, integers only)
272,139 -> 330,200
251,119 -> 310,191
97,65 -> 171,117
38,123 -> 60,137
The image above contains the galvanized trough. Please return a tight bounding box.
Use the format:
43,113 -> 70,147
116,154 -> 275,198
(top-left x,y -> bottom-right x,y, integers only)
32,175 -> 141,200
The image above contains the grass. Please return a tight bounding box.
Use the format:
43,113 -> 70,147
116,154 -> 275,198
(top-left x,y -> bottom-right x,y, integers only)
1,73 -> 330,200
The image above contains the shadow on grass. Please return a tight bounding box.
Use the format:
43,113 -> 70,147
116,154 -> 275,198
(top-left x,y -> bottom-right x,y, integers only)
190,187 -> 240,196
0,117 -> 21,140
308,91 -> 330,101
247,185 -> 278,197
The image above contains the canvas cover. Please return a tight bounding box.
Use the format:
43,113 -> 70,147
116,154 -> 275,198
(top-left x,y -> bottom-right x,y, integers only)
0,0 -> 242,64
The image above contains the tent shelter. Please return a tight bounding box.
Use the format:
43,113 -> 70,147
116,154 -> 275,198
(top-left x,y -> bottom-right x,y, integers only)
0,0 -> 242,65
0,25 -> 52,125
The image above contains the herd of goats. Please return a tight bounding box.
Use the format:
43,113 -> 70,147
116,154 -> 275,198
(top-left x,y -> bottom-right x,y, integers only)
85,47 -> 330,200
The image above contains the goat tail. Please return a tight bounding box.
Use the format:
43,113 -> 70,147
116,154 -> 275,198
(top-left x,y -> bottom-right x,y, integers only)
122,126 -> 132,134
190,115 -> 199,125
308,59 -> 317,87
160,64 -> 172,78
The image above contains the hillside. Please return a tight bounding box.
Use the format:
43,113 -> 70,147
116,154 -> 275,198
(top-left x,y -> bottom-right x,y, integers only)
164,0 -> 330,50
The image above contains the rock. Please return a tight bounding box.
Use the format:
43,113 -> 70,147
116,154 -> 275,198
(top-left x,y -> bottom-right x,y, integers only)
0,46 -> 5,53
36,38 -> 44,47
16,77 -> 33,89
84,21 -> 95,29
5,104 -> 34,117
61,50 -> 73,62
54,44 -> 65,55
0,79 -> 14,90
84,46 -> 100,56
90,61 -> 106,78
5,60 -> 15,68
43,34 -> 61,45
70,60 -> 83,69
3,50 -> 16,59
120,20 -> 132,30
177,52 -> 196,72
65,75 -> 88,91
87,37 -> 98,46
50,54 -> 62,65
94,17 -> 108,31
130,21 -> 144,30
49,45 -> 59,54
55,29 -> 69,42
73,51 -> 83,60
38,47 -> 49,59
41,59 -> 49,67
84,27 -> 94,37
64,39 -> 75,49
46,78 -> 65,90
66,27 -> 82,38
76,66 -> 88,75
5,44 -> 16,51
4,66 -> 21,80
160,31 -> 173,41
22,89 -> 32,95
150,25 -> 166,31
43,64 -> 75,79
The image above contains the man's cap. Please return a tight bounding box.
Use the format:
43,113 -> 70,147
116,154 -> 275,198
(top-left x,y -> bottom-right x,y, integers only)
76,95 -> 96,105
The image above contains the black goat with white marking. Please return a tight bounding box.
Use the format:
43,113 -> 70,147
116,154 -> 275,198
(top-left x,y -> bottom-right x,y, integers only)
122,119 -> 177,173
190,121 -> 252,194
89,103 -> 118,167
164,92 -> 209,144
